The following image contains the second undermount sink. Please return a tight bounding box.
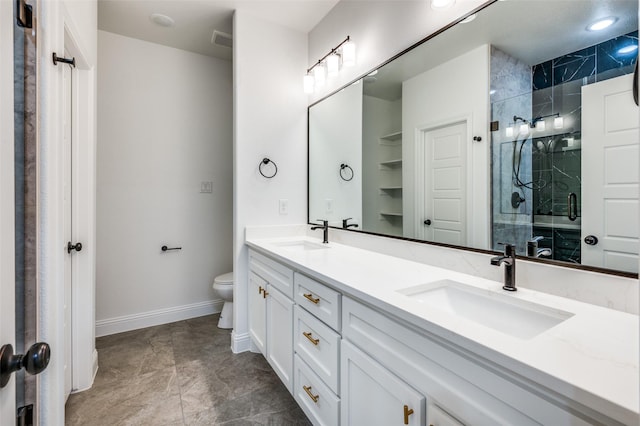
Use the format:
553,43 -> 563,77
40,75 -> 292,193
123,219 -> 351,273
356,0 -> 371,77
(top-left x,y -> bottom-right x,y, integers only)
272,240 -> 329,251
397,279 -> 574,339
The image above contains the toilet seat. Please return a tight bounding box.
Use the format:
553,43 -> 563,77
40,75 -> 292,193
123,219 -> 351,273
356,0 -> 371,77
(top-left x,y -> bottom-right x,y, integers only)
214,272 -> 233,286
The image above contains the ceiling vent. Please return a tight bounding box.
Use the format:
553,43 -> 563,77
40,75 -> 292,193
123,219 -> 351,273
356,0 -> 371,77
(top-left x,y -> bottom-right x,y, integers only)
211,30 -> 232,48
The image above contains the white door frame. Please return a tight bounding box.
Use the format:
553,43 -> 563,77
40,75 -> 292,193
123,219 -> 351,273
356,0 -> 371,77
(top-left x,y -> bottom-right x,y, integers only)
0,1 -> 17,424
414,115 -> 473,243
38,2 -> 97,423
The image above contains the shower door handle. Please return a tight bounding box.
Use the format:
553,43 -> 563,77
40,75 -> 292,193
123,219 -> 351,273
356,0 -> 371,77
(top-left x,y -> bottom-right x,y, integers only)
567,193 -> 578,221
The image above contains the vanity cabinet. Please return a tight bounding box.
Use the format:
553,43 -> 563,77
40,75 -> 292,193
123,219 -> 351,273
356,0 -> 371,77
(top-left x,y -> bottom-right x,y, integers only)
248,250 -> 294,393
341,340 -> 425,426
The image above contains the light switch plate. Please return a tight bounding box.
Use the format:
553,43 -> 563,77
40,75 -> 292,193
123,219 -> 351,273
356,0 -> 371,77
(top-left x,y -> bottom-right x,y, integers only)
279,199 -> 289,215
200,181 -> 213,193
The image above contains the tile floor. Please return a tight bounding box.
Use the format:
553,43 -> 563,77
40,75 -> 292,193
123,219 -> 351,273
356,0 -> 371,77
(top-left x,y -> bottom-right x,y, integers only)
65,315 -> 311,425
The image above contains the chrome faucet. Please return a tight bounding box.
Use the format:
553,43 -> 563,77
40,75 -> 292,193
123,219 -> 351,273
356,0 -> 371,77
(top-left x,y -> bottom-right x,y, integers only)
342,218 -> 358,229
491,243 -> 517,291
527,236 -> 552,258
311,220 -> 329,244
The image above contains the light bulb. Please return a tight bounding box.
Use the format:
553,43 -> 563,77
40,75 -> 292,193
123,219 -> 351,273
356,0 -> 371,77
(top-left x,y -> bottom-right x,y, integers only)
505,125 -> 514,138
587,17 -> 617,32
303,73 -> 314,94
314,63 -> 326,87
519,123 -> 529,135
554,116 -> 564,129
327,53 -> 339,77
342,40 -> 356,67
535,120 -> 546,131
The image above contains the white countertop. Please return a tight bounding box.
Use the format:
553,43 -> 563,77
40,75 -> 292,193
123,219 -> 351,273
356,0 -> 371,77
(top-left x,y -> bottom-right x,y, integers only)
246,235 -> 639,425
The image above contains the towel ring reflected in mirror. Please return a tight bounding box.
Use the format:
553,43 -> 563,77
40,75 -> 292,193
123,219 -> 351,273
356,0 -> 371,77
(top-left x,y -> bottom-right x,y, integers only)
339,163 -> 354,181
259,158 -> 278,179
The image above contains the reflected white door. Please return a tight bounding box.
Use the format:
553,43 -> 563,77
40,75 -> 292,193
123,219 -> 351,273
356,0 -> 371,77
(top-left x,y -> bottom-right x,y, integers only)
0,1 -> 16,422
62,52 -> 73,399
419,121 -> 467,245
582,73 -> 639,273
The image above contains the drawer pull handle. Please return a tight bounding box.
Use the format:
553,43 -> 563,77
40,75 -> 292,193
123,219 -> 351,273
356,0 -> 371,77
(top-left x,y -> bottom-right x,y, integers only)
303,331 -> 320,345
303,293 -> 320,304
262,290 -> 269,299
258,286 -> 264,294
403,405 -> 414,425
303,385 -> 319,403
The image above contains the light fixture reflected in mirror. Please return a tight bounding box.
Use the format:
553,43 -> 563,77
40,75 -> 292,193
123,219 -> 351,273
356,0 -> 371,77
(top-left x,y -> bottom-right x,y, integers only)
535,120 -> 546,131
505,125 -> 514,138
519,123 -> 529,135
554,116 -> 564,129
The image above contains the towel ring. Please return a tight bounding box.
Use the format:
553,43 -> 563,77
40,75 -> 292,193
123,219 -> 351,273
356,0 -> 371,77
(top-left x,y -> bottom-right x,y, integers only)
339,163 -> 354,181
259,158 -> 278,178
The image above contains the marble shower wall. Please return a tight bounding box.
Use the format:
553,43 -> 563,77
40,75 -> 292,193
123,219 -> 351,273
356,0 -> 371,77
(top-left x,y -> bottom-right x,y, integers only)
490,47 -> 533,252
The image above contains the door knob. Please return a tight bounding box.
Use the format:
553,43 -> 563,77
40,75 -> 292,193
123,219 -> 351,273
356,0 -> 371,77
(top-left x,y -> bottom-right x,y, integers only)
584,235 -> 599,246
0,342 -> 51,388
67,241 -> 82,253
423,219 -> 432,226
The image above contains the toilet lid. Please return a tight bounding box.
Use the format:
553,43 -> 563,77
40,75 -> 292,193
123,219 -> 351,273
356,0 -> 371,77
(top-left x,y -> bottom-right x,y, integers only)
214,272 -> 234,285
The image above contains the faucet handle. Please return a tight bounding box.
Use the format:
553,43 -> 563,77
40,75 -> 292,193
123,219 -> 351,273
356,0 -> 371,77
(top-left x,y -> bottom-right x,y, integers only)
497,242 -> 516,256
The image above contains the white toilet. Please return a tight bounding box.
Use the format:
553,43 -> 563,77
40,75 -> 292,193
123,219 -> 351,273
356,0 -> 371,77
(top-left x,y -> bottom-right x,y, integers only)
213,272 -> 234,329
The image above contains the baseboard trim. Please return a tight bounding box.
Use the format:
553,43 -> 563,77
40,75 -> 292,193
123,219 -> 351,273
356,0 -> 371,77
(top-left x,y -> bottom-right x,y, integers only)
231,331 -> 252,353
96,300 -> 224,337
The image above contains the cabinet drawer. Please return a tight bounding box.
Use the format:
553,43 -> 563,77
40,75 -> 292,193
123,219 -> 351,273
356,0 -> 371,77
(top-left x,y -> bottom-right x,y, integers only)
249,249 -> 294,298
294,354 -> 340,426
294,306 -> 340,394
294,273 -> 341,331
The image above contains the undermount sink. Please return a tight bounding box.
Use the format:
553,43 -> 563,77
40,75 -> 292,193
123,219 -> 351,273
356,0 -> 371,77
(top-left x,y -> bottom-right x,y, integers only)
397,279 -> 574,339
272,240 -> 329,251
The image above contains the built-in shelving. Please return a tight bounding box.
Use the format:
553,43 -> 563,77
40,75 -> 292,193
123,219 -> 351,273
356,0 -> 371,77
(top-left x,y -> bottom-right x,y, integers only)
379,159 -> 403,168
377,131 -> 403,234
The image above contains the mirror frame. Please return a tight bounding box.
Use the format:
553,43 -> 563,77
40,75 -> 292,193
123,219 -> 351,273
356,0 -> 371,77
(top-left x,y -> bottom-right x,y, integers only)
307,0 -> 639,279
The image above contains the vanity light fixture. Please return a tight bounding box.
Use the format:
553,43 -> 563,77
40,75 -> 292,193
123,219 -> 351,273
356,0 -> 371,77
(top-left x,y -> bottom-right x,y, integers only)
303,36 -> 356,93
586,17 -> 617,32
431,0 -> 455,10
519,123 -> 529,135
554,116 -> 564,129
505,125 -> 514,138
535,119 -> 546,131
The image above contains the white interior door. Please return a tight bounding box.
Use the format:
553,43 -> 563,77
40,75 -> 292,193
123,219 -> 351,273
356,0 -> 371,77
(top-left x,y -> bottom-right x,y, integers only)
419,121 -> 467,245
582,73 -> 639,273
0,1 -> 16,423
62,51 -> 74,399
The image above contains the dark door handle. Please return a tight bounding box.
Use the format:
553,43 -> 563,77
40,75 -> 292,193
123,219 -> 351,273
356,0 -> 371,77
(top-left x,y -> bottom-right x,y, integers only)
584,235 -> 599,246
423,219 -> 432,226
0,342 -> 51,388
567,193 -> 578,221
67,241 -> 82,253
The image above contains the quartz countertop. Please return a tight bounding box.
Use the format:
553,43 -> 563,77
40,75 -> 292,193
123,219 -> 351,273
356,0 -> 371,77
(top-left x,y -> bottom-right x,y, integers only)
245,235 -> 639,425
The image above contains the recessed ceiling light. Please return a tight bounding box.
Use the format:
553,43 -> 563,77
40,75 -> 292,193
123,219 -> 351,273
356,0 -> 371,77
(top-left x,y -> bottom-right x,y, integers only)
431,0 -> 455,10
150,13 -> 175,28
586,17 -> 617,32
618,44 -> 638,55
461,14 -> 476,23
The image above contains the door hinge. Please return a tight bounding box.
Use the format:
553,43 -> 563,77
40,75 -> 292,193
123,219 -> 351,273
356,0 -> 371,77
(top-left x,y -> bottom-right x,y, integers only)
16,0 -> 33,29
16,404 -> 34,426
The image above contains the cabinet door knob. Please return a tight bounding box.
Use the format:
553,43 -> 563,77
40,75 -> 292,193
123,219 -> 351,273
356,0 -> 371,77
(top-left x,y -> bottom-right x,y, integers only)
303,385 -> 319,403
303,331 -> 320,346
303,293 -> 320,304
262,290 -> 269,299
403,405 -> 414,425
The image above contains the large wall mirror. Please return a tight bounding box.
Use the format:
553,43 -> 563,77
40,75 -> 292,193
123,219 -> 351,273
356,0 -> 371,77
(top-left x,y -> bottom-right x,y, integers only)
309,0 -> 639,275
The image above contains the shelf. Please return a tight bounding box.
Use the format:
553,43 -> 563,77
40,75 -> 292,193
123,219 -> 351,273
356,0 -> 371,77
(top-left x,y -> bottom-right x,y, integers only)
379,186 -> 403,191
379,131 -> 402,141
379,211 -> 403,217
379,159 -> 403,168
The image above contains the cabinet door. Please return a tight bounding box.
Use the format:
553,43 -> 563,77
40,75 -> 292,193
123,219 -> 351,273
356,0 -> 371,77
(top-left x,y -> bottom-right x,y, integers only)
248,272 -> 266,355
266,285 -> 294,393
342,341 -> 425,426
428,402 -> 465,426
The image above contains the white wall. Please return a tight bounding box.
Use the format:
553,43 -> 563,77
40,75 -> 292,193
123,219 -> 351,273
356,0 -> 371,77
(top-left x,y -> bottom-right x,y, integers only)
233,11 -> 308,352
96,31 -> 232,335
309,82 -> 363,226
402,44 -> 490,249
308,0 -> 486,102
